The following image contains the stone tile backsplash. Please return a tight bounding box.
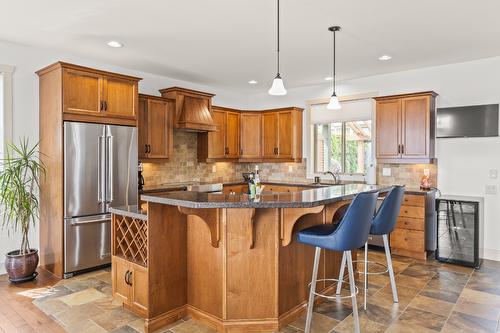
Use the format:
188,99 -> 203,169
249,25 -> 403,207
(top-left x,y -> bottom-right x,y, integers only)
142,131 -> 307,186
376,163 -> 438,189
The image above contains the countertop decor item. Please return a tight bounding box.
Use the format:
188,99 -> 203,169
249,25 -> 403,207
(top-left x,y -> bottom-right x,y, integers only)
0,138 -> 45,283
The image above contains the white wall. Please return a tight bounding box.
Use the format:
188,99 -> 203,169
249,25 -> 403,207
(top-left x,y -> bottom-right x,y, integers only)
0,40 -> 251,274
247,56 -> 500,261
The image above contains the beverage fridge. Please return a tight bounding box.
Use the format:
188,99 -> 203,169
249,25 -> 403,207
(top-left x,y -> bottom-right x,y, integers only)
63,122 -> 137,277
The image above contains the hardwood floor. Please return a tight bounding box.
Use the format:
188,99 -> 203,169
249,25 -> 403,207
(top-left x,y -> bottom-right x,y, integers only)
0,268 -> 65,333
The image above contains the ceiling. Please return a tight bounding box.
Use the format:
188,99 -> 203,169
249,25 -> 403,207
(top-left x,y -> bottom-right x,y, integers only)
1,0 -> 500,92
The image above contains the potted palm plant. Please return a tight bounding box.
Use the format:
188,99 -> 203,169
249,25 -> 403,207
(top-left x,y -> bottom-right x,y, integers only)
0,139 -> 45,282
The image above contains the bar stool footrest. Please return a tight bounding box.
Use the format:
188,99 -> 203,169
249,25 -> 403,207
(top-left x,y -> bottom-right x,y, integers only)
308,278 -> 359,300
352,260 -> 389,275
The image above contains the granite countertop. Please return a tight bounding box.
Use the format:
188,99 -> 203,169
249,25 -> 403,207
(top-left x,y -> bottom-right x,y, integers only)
109,205 -> 148,220
141,184 -> 391,209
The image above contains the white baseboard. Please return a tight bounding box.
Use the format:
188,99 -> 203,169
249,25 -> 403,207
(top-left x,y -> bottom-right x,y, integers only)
483,248 -> 500,262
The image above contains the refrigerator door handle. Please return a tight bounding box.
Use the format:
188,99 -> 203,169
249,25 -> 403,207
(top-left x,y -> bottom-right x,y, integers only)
107,134 -> 114,203
97,136 -> 104,203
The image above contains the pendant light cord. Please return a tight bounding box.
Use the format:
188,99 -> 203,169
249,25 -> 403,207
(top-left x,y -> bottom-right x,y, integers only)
277,0 -> 280,76
333,28 -> 336,94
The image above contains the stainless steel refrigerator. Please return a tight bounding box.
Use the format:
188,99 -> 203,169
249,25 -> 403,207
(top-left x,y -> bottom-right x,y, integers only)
63,121 -> 137,277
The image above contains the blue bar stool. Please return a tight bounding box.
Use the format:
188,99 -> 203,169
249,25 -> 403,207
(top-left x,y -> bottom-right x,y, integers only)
336,185 -> 405,310
297,190 -> 379,333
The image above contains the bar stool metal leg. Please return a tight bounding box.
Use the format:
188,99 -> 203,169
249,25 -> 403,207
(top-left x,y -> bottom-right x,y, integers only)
335,251 -> 347,295
305,247 -> 321,333
383,234 -> 398,303
364,242 -> 368,310
346,251 -> 361,333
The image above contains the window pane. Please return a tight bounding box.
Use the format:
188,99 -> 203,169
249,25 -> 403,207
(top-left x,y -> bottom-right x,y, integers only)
314,123 -> 342,173
345,120 -> 372,174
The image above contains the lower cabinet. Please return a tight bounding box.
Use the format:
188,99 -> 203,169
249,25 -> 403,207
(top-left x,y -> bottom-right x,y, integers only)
390,194 -> 427,259
112,256 -> 149,317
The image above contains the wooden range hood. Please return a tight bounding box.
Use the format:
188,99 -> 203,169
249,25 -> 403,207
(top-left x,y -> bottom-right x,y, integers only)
159,87 -> 217,132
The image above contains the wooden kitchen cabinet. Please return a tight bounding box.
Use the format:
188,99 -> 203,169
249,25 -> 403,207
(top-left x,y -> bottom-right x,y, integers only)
198,106 -> 240,160
240,113 -> 262,159
112,256 -> 148,317
198,106 -> 303,162
138,94 -> 174,160
375,91 -> 437,163
58,63 -> 140,124
262,108 -> 303,161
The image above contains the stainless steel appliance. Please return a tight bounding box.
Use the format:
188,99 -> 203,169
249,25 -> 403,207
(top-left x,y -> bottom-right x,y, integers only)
64,122 -> 137,277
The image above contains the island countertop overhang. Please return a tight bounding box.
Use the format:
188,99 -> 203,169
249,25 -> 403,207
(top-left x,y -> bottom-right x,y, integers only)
140,184 -> 392,209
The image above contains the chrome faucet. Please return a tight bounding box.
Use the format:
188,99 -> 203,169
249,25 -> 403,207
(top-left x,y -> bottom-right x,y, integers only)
324,171 -> 339,184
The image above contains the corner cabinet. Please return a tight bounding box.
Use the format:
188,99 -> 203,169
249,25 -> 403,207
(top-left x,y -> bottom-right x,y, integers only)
375,91 -> 437,164
138,94 -> 174,160
198,107 -> 303,162
198,107 -> 240,160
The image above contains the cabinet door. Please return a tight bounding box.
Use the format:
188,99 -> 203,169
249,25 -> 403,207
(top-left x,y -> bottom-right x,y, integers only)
401,96 -> 430,159
262,112 -> 278,158
225,112 -> 240,158
138,98 -> 149,160
112,257 -> 130,303
103,77 -> 137,120
130,263 -> 149,316
147,99 -> 173,159
376,99 -> 401,159
62,69 -> 102,115
277,111 -> 293,158
240,113 -> 262,159
208,110 -> 227,158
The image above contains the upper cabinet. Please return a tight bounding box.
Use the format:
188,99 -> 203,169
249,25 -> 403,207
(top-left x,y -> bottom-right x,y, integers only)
159,87 -> 217,132
138,94 -> 174,160
375,91 -> 437,164
198,107 -> 303,163
240,112 -> 262,159
198,107 -> 240,160
52,62 -> 140,125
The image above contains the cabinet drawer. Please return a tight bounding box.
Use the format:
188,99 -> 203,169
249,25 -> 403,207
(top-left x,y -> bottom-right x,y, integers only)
399,205 -> 424,219
396,217 -> 424,231
402,194 -> 425,207
390,229 -> 425,252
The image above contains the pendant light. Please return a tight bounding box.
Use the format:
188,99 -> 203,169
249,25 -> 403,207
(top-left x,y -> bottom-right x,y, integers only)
268,0 -> 287,95
327,26 -> 341,109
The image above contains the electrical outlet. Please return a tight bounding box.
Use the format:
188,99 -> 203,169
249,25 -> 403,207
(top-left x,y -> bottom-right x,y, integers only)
288,165 -> 293,173
489,169 -> 498,179
382,168 -> 391,177
485,185 -> 497,195
212,165 -> 217,173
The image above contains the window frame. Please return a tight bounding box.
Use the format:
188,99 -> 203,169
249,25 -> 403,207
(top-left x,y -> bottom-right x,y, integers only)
305,92 -> 378,181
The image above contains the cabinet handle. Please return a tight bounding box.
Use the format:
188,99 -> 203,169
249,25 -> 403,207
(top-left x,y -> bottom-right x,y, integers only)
125,270 -> 130,286
103,101 -> 108,111
225,147 -> 229,155
128,271 -> 133,286
401,145 -> 404,154
397,144 -> 401,154
100,101 -> 104,111
144,145 -> 148,154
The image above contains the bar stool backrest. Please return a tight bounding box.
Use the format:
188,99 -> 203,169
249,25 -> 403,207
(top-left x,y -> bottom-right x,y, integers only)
320,190 -> 379,252
370,186 -> 405,235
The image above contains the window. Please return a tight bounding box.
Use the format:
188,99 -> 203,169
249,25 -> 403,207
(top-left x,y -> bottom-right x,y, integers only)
314,120 -> 372,175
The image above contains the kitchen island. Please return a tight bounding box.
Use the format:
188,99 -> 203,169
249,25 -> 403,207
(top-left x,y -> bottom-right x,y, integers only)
110,184 -> 388,333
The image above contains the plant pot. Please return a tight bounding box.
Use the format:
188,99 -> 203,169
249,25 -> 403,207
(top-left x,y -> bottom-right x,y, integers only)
5,249 -> 39,283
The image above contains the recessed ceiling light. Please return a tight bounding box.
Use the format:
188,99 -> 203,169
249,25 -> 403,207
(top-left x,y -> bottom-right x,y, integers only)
107,40 -> 123,48
378,55 -> 392,61
248,80 -> 258,84
324,76 -> 333,81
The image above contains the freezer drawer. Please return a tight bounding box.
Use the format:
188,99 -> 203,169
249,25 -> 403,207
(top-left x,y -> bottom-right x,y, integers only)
64,214 -> 111,275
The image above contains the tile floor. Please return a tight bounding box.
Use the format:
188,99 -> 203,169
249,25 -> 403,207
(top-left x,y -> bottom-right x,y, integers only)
30,250 -> 500,333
